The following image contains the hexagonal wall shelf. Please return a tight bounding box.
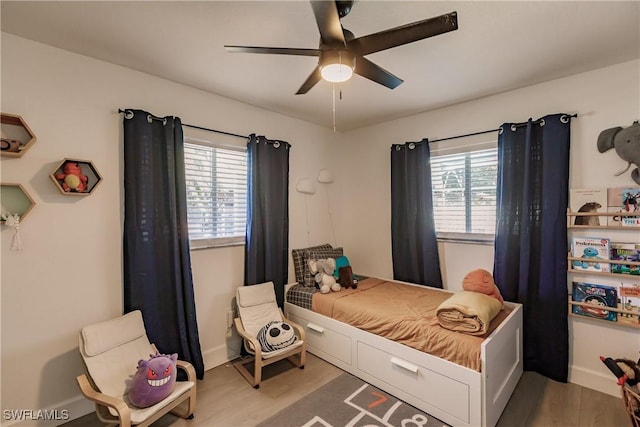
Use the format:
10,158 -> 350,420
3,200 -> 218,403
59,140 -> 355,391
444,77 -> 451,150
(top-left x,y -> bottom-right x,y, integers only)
50,158 -> 103,196
0,183 -> 36,223
1,113 -> 37,158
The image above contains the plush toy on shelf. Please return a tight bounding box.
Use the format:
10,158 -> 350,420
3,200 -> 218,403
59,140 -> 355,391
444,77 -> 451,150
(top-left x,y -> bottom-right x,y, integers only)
308,258 -> 341,294
462,268 -> 504,305
55,161 -> 89,192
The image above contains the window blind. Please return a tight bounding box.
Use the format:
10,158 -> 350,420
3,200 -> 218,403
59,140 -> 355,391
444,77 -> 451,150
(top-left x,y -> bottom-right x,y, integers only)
431,147 -> 497,235
184,140 -> 247,247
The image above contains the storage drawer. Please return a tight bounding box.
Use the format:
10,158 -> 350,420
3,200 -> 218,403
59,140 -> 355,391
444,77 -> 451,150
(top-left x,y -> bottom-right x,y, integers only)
288,313 -> 352,365
356,341 -> 470,424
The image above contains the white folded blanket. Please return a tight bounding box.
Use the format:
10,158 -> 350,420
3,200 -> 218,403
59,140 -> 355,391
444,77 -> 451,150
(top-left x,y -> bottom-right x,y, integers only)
436,290 -> 503,336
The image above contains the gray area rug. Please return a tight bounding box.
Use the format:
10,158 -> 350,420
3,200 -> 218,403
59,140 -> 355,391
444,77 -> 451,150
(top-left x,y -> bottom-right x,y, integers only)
257,372 -> 450,427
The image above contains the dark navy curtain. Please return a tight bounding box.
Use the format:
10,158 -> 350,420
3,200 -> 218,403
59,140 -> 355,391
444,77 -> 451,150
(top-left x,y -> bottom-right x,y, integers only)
390,139 -> 443,288
493,113 -> 572,383
122,109 -> 205,380
245,134 -> 290,307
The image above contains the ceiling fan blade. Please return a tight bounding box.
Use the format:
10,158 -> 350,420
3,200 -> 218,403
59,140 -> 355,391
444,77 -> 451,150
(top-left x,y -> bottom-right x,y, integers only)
354,56 -> 403,89
310,0 -> 346,46
348,11 -> 458,56
296,66 -> 323,95
224,46 -> 321,56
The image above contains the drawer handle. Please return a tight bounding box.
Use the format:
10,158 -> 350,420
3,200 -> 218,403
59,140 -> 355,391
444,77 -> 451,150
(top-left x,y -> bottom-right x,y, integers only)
307,323 -> 325,333
391,357 -> 419,373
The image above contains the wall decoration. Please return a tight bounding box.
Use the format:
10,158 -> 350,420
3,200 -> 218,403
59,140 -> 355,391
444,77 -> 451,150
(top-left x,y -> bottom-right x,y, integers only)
0,183 -> 36,223
597,120 -> 640,184
0,113 -> 37,158
49,159 -> 103,195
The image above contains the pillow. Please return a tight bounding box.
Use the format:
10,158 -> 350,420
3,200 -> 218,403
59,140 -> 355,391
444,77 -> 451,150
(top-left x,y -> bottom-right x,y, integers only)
257,321 -> 297,352
292,244 -> 333,284
303,247 -> 343,288
128,352 -> 177,408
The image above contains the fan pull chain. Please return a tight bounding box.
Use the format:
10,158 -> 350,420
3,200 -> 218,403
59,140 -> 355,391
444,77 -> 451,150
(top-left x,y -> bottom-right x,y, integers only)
332,83 -> 336,132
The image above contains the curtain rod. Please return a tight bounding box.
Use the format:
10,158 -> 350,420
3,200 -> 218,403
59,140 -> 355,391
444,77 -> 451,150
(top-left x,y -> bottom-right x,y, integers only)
181,123 -> 248,140
429,113 -> 578,144
118,109 -> 249,140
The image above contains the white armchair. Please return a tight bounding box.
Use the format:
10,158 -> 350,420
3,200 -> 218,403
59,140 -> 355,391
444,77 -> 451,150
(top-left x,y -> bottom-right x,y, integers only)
76,310 -> 196,426
233,281 -> 306,388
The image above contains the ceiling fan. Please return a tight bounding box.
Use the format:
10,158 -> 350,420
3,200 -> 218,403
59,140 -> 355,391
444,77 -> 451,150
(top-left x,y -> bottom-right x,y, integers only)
224,1 -> 458,94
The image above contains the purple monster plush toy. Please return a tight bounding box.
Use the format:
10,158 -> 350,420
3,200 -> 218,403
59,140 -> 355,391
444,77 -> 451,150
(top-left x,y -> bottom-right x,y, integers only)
128,352 -> 177,408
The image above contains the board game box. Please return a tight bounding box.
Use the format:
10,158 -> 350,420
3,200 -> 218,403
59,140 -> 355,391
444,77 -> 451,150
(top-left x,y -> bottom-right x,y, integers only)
571,282 -> 618,321
610,242 -> 640,275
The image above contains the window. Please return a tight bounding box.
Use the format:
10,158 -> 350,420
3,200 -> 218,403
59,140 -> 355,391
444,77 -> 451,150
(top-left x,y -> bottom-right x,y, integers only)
184,138 -> 247,249
431,143 -> 498,242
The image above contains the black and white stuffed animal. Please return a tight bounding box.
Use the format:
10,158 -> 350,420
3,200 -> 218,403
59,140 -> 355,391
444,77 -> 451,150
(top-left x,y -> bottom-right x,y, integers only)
257,321 -> 296,352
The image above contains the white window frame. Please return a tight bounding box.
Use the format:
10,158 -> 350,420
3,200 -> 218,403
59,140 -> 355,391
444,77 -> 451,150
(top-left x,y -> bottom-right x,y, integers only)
184,136 -> 247,250
430,136 -> 498,245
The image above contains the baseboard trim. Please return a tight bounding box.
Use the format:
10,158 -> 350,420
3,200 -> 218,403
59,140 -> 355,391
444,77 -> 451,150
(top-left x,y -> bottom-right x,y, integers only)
203,340 -> 241,371
569,364 -> 620,397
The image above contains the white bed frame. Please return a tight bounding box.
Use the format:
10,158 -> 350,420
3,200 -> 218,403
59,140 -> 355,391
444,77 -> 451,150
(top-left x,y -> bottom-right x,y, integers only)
284,282 -> 523,427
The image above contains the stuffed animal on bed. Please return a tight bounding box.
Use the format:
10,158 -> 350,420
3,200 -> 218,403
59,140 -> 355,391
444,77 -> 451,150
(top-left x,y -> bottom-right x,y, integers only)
128,352 -> 177,408
462,269 -> 504,305
308,258 -> 341,293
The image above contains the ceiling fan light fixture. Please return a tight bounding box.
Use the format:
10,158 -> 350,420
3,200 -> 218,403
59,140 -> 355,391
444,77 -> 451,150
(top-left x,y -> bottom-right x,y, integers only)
320,50 -> 356,83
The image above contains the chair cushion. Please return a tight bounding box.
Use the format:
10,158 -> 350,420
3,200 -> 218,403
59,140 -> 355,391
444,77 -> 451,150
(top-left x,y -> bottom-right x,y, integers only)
237,282 -> 277,308
237,282 -> 282,338
109,380 -> 195,422
81,310 -> 146,357
79,311 -> 154,399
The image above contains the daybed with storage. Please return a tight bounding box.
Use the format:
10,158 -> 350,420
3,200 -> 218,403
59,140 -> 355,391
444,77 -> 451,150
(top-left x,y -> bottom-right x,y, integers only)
284,276 -> 523,427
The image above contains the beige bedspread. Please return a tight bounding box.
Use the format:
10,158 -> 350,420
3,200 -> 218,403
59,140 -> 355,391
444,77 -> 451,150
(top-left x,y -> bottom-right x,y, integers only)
311,277 -> 511,371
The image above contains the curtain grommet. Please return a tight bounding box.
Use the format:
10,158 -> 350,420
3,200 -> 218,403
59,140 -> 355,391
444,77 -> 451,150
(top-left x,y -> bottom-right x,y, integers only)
124,110 -> 134,120
539,119 -> 545,127
147,114 -> 153,124
408,142 -> 416,150
273,141 -> 280,148
498,127 -> 504,135
511,124 -> 517,132
560,115 -> 569,124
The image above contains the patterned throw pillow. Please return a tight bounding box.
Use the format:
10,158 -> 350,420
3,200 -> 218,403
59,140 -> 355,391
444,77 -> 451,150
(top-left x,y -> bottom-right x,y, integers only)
292,244 -> 332,284
303,247 -> 344,288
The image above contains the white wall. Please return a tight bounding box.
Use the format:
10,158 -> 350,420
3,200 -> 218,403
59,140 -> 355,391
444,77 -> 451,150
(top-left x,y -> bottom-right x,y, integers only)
337,59 -> 640,396
1,32 -> 638,425
0,33 -> 339,425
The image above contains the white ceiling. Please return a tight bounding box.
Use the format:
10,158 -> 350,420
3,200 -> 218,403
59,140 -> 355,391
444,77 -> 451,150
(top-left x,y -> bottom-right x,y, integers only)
1,1 -> 639,132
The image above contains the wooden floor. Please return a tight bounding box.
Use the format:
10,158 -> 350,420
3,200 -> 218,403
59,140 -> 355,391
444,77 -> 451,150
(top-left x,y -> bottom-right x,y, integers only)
64,353 -> 630,427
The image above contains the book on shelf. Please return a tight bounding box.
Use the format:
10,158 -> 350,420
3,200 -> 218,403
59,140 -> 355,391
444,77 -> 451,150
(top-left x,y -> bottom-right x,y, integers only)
610,242 -> 640,275
569,188 -> 608,226
571,237 -> 611,273
612,187 -> 640,227
606,187 -> 626,227
572,282 -> 618,321
617,283 -> 640,325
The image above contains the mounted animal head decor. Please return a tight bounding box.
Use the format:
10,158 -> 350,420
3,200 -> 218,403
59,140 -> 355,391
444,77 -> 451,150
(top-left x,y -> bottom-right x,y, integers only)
597,120 -> 640,184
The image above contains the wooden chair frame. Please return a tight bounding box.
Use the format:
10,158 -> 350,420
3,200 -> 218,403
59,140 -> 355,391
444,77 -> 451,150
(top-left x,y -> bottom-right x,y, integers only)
233,308 -> 306,389
77,338 -> 196,426
622,383 -> 640,427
